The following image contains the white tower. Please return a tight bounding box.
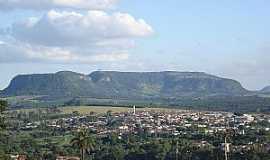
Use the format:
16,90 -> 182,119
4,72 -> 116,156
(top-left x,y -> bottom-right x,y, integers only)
133,105 -> 136,115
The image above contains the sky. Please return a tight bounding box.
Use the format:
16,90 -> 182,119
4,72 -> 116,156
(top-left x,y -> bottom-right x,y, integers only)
0,0 -> 270,90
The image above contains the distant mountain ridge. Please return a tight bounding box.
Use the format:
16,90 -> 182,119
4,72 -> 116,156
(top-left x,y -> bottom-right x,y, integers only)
1,71 -> 248,99
261,86 -> 270,93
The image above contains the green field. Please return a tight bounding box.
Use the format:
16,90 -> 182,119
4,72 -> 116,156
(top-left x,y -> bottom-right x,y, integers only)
59,106 -> 187,114
13,105 -> 190,115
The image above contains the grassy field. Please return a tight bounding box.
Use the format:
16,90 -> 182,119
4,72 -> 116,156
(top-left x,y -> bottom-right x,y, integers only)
60,106 -> 132,114
59,106 -> 187,114
12,105 -> 190,115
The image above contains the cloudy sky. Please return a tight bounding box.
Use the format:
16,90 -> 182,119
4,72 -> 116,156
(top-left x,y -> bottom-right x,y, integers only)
0,0 -> 270,90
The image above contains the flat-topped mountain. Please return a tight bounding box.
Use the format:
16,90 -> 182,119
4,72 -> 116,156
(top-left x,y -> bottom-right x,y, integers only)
1,71 -> 248,99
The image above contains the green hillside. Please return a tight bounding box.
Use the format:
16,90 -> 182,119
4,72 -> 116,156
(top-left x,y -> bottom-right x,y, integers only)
1,71 -> 248,99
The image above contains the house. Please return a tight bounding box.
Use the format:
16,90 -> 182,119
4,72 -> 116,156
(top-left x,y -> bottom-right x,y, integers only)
56,156 -> 80,160
10,155 -> 27,160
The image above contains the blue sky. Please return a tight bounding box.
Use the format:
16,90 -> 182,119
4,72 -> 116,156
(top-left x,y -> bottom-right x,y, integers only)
0,0 -> 270,90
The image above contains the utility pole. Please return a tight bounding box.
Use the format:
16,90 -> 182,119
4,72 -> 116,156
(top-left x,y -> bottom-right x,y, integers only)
224,135 -> 228,160
224,118 -> 230,160
176,140 -> 179,160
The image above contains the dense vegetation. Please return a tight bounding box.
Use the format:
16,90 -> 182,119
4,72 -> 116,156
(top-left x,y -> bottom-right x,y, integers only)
48,95 -> 270,113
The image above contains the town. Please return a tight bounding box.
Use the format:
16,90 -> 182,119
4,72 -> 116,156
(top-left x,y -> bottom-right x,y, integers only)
4,105 -> 270,160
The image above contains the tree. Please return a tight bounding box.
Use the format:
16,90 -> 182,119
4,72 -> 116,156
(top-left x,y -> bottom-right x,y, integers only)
0,100 -> 10,159
110,145 -> 125,160
106,110 -> 112,126
0,100 -> 8,130
71,129 -> 95,160
142,140 -> 170,160
0,100 -> 7,113
0,150 -> 11,160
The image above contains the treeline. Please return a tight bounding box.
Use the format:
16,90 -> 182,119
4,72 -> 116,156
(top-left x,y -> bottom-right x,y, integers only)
62,95 -> 270,113
5,94 -> 270,113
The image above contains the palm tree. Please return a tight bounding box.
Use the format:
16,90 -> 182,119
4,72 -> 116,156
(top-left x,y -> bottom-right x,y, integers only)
71,128 -> 95,160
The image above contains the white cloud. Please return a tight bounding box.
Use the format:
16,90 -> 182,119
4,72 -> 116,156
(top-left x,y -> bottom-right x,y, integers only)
0,40 -> 129,63
11,10 -> 153,47
0,40 -> 5,45
0,0 -> 119,10
0,10 -> 153,64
